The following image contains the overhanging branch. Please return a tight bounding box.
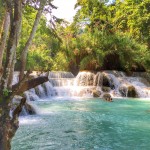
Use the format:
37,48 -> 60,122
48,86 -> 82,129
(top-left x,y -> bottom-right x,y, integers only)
12,76 -> 48,95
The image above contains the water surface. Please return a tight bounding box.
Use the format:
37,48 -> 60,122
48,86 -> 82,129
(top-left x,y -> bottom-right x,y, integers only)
12,98 -> 150,150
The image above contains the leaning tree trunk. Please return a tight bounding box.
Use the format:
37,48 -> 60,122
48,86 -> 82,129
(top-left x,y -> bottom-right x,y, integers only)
19,8 -> 43,81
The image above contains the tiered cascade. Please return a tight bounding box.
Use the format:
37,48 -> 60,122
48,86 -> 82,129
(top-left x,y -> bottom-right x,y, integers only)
22,71 -> 150,101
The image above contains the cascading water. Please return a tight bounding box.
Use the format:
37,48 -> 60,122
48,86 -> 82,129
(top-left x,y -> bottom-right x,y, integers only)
23,71 -> 150,101
13,70 -> 149,118
125,77 -> 150,98
11,71 -> 150,116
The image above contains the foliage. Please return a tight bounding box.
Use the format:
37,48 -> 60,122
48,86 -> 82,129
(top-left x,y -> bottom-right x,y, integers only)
2,88 -> 11,97
114,0 -> 150,43
60,24 -> 146,71
12,0 -> 150,72
16,5 -> 59,71
27,46 -> 53,71
51,51 -> 69,71
59,0 -> 149,72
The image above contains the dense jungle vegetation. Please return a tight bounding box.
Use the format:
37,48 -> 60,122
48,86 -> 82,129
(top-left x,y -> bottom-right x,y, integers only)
0,0 -> 150,74
0,1 -> 149,149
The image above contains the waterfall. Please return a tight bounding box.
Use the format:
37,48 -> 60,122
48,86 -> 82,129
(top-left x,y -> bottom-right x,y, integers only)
75,71 -> 95,86
10,71 -> 150,118
10,96 -> 36,117
20,106 -> 29,116
9,71 -> 150,117
101,71 -> 150,98
48,71 -> 74,78
125,77 -> 150,98
43,81 -> 55,96
12,71 -> 150,103
24,88 -> 39,101
93,72 -> 103,86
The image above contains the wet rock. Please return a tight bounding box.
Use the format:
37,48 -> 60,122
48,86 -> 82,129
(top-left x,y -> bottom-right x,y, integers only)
92,89 -> 101,97
35,85 -> 46,98
94,72 -> 103,86
102,86 -> 111,92
76,72 -> 95,86
131,72 -> 150,84
102,73 -> 115,89
119,85 -> 137,98
119,86 -> 127,97
127,86 -> 137,98
24,103 -> 36,115
102,74 -> 110,87
102,93 -> 113,102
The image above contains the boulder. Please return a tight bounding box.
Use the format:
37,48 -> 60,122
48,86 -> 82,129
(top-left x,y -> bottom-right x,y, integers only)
102,73 -> 115,89
119,85 -> 137,98
128,86 -> 137,98
102,74 -> 110,87
102,93 -> 113,102
119,86 -> 127,97
92,89 -> 101,97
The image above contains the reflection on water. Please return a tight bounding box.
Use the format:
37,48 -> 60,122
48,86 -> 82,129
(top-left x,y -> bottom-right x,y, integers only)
12,98 -> 150,150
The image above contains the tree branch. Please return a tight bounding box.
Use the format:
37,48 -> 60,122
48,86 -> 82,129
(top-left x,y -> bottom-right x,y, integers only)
12,76 -> 48,95
12,97 -> 26,121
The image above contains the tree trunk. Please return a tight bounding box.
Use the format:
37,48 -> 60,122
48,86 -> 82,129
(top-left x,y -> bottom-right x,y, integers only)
0,117 -> 19,150
19,9 -> 43,81
0,97 -> 26,150
0,103 -> 16,150
0,0 -> 22,148
8,51 -> 16,88
0,11 -> 10,79
1,0 -> 22,90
